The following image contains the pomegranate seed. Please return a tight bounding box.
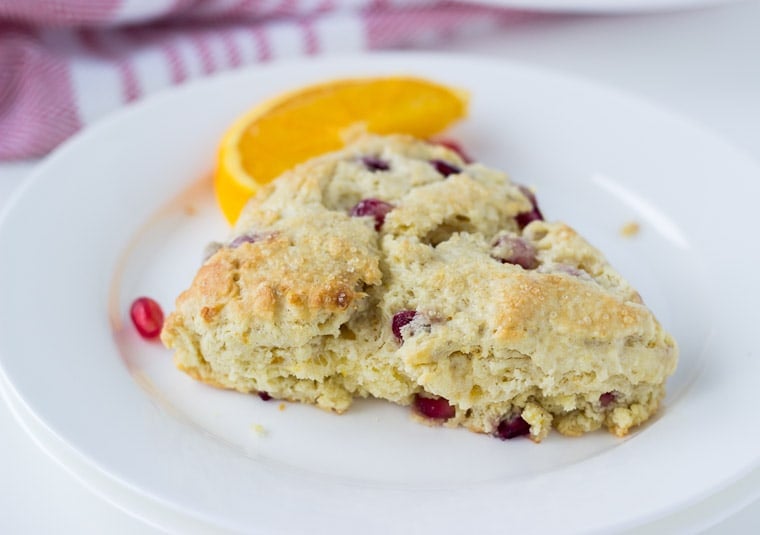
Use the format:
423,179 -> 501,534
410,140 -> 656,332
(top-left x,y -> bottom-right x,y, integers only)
434,139 -> 472,163
350,198 -> 394,230
229,233 -> 262,248
361,156 -> 390,172
492,235 -> 538,270
414,395 -> 456,420
258,391 -> 272,401
555,264 -> 584,277
495,414 -> 531,440
516,211 -> 543,229
430,159 -> 461,177
392,310 -> 418,342
599,392 -> 617,407
515,185 -> 545,229
130,297 -> 164,339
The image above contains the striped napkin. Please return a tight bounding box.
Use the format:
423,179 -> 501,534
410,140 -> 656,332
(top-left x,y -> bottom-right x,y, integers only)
0,0 -> 534,160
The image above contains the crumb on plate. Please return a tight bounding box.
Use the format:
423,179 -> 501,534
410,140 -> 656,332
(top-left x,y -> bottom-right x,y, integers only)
250,423 -> 267,436
620,221 -> 640,238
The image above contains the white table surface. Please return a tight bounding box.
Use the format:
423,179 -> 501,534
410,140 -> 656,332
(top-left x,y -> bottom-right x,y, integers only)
2,1 -> 760,532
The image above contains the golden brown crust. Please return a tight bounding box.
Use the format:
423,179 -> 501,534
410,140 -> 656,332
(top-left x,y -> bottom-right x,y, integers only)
496,274 -> 649,341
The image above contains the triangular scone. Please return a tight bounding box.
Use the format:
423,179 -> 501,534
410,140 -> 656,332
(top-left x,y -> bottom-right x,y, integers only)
161,135 -> 678,442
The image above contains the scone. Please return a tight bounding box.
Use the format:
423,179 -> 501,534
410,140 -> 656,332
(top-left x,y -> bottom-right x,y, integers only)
161,134 -> 678,442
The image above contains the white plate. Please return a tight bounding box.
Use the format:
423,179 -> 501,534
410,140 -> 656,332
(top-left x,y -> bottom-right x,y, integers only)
459,0 -> 742,12
1,53 -> 759,534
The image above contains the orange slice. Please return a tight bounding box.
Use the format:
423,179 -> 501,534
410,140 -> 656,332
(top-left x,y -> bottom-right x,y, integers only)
215,77 -> 469,223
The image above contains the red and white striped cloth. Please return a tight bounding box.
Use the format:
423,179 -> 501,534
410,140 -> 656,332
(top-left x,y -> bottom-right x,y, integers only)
0,0 -> 539,161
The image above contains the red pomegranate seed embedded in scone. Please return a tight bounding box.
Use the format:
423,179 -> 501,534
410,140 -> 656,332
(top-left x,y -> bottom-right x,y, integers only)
553,264 -> 585,277
434,139 -> 472,163
392,310 -> 418,343
495,414 -> 531,440
350,198 -> 394,231
599,392 -> 617,407
414,395 -> 456,420
130,297 -> 164,339
258,391 -> 272,401
430,159 -> 461,177
361,155 -> 390,172
228,232 -> 277,249
515,185 -> 545,229
229,233 -> 260,248
492,235 -> 539,270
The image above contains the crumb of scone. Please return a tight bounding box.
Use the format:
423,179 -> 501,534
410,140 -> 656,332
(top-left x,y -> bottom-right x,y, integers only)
620,221 -> 640,237
250,423 -> 267,436
161,134 -> 678,442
